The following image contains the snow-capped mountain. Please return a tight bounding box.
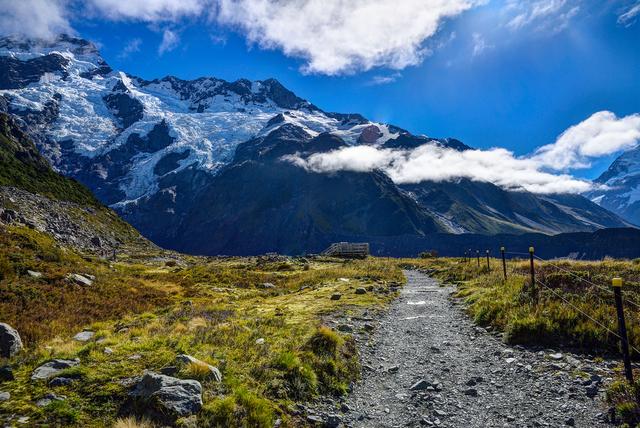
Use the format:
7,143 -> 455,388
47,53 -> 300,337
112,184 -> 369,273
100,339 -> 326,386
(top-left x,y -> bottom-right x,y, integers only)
588,145 -> 640,226
0,35 -> 631,255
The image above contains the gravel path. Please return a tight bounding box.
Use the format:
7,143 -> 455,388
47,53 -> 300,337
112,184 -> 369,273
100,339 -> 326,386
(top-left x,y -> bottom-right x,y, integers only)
336,270 -> 613,427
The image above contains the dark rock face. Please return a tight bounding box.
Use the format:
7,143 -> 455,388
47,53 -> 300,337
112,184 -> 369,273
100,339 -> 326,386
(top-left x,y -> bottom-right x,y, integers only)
0,323 -> 23,358
357,124 -> 382,145
166,127 -> 440,255
402,179 -> 629,235
103,81 -> 144,129
0,54 -> 69,89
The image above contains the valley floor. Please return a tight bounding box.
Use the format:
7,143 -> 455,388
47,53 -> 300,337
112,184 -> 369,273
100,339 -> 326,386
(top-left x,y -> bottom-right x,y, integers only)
332,271 -> 612,427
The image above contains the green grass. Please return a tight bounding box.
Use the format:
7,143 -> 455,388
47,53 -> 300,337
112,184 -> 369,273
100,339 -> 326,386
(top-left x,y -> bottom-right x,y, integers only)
0,227 -> 404,427
0,113 -> 99,206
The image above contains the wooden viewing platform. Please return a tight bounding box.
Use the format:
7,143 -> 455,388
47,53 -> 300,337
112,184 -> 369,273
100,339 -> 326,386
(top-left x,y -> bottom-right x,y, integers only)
322,242 -> 370,259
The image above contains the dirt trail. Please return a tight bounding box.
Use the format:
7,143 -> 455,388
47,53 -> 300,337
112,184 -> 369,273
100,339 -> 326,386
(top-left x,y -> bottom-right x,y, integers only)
339,270 -> 612,427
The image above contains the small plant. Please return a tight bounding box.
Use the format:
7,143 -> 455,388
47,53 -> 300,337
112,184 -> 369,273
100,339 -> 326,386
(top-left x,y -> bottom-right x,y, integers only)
305,325 -> 342,357
114,416 -> 155,428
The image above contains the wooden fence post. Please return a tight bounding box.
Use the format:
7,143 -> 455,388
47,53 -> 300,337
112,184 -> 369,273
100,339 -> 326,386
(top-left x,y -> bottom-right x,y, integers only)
501,246 -> 507,280
486,250 -> 490,271
529,246 -> 537,302
476,250 -> 480,268
613,277 -> 634,383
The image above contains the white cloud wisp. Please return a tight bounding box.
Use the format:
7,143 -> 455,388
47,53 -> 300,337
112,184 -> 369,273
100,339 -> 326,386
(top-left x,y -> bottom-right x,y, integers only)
285,111 -> 640,194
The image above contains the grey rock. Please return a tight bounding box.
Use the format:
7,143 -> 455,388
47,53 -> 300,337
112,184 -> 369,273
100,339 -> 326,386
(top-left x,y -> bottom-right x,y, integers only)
325,414 -> 342,428
0,365 -> 14,382
176,354 -> 222,382
73,331 -> 94,342
565,417 -> 575,426
104,347 -> 114,355
330,293 -> 342,300
27,270 -> 42,278
355,287 -> 367,295
0,391 -> 9,401
463,388 -> 478,396
306,414 -> 323,424
31,358 -> 80,380
130,372 -> 203,417
0,323 -> 23,358
49,377 -> 74,387
68,273 -> 93,286
549,352 -> 563,360
260,282 -> 276,289
36,392 -> 65,407
337,324 -> 353,333
410,380 -> 430,391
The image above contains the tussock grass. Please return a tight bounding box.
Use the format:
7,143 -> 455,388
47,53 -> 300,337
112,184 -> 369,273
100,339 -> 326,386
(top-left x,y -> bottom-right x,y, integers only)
0,227 -> 404,427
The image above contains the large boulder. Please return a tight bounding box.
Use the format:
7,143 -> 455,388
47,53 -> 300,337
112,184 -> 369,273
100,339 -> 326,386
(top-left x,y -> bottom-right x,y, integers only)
31,359 -> 80,380
0,323 -> 23,358
128,372 -> 202,421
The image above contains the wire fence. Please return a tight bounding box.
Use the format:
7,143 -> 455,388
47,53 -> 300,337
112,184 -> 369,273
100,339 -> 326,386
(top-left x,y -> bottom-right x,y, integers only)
463,247 -> 640,376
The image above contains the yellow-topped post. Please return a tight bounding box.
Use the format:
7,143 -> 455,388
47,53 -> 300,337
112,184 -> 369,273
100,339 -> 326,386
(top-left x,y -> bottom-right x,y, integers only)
612,277 -> 633,382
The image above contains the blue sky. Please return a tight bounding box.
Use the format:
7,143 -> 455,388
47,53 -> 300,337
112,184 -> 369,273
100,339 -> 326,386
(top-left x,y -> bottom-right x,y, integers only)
3,0 -> 640,180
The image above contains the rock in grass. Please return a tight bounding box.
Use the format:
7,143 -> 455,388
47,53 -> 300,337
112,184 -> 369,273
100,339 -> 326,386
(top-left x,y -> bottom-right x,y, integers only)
259,283 -> 276,289
176,354 -> 222,382
0,365 -> 14,382
70,274 -> 93,286
31,359 -> 80,381
129,372 -> 203,418
36,393 -> 65,407
73,331 -> 94,342
67,273 -> 93,286
0,323 -> 23,358
49,377 -> 74,387
330,293 -> 342,300
27,270 -> 42,278
355,287 -> 367,295
0,391 -> 9,401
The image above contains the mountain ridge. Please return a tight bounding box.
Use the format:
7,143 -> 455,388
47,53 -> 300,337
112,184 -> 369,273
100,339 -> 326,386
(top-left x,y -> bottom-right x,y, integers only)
0,34 -> 633,255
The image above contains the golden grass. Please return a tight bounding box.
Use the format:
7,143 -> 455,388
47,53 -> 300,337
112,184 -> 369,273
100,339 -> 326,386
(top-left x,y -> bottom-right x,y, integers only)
0,225 -> 404,427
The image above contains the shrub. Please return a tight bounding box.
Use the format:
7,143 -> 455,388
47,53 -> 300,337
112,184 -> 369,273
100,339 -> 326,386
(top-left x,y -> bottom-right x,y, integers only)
305,325 -> 342,357
201,389 -> 274,428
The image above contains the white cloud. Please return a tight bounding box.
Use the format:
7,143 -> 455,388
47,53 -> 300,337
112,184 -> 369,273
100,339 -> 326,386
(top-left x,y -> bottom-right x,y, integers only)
215,0 -> 481,75
367,72 -> 402,86
471,32 -> 492,57
85,0 -> 208,21
0,0 -> 72,40
506,0 -> 579,33
284,111 -> 640,194
285,145 -> 592,194
118,38 -> 142,58
533,111 -> 640,170
618,2 -> 640,26
158,29 -> 179,54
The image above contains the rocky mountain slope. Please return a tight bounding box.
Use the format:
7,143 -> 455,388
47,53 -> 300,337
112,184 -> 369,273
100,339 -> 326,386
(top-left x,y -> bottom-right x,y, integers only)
0,112 -> 151,255
587,145 -> 640,226
0,35 -> 631,255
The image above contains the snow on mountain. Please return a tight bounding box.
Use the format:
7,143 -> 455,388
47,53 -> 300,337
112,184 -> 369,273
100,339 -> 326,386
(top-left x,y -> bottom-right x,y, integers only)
588,145 -> 640,225
0,35 -> 400,205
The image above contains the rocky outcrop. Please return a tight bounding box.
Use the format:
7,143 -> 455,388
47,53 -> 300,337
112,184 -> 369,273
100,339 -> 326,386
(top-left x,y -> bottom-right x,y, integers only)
0,323 -> 23,358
